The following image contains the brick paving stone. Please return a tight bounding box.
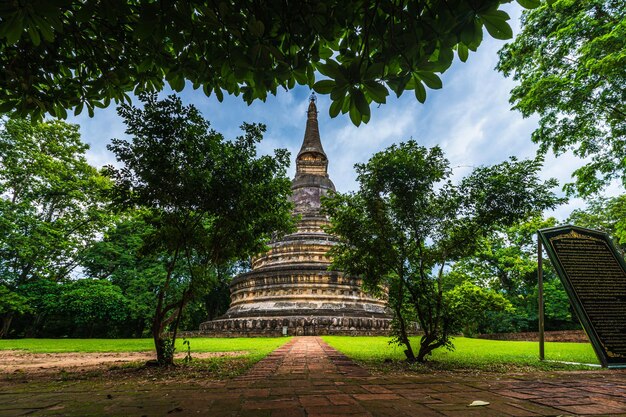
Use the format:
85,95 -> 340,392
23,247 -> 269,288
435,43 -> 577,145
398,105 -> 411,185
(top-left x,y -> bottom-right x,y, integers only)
242,388 -> 270,398
242,398 -> 298,410
496,390 -> 541,400
554,403 -> 626,415
307,413 -> 372,417
269,407 -> 306,417
503,400 -> 567,416
353,393 -> 402,401
298,395 -> 332,406
362,385 -> 394,394
533,396 -> 595,406
327,393 -> 359,406
303,404 -> 370,415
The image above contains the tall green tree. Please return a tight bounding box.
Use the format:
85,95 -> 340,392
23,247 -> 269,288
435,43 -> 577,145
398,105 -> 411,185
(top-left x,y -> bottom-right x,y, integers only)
0,119 -> 111,337
323,141 -> 563,362
81,212 -> 236,337
0,1 -> 535,124
497,0 -> 626,196
107,94 -> 294,365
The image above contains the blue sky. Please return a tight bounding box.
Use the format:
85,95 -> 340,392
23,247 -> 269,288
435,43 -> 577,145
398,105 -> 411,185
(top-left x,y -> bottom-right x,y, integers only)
69,4 -> 620,221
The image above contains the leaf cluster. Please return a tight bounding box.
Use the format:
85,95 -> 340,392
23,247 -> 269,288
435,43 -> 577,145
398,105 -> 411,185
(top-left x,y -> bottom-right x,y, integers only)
567,194 -> 626,253
497,0 -> 626,195
0,0 -> 534,124
106,93 -> 294,266
0,118 -> 112,287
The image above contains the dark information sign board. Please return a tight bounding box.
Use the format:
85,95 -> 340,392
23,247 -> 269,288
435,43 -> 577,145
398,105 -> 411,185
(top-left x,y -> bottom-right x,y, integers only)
539,225 -> 626,368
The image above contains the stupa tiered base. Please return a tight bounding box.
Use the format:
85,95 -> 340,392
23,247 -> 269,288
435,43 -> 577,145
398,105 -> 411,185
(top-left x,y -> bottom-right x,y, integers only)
200,316 -> 391,337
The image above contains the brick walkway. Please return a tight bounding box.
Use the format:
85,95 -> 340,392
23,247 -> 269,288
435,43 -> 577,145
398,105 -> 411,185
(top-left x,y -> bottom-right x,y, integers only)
218,337 -> 626,416
3,336 -> 626,416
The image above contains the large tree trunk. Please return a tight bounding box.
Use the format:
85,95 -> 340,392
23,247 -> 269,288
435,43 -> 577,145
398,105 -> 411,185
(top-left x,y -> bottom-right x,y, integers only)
150,249 -> 180,366
394,307 -> 415,362
0,313 -> 14,339
152,305 -> 175,366
391,280 -> 415,362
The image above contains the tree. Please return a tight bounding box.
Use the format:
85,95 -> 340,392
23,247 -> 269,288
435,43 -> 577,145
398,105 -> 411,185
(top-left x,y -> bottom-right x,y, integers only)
497,0 -> 626,196
0,118 -> 111,338
445,281 -> 513,337
567,194 -> 626,253
59,279 -> 129,337
0,285 -> 29,337
323,141 -> 563,362
448,216 -> 580,333
81,212 -> 168,337
106,94 -> 294,365
0,1 -> 536,125
449,216 -> 557,296
81,212 -> 236,336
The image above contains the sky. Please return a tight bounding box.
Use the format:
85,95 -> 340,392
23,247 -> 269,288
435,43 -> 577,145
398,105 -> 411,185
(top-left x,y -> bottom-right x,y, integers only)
68,3 -> 620,221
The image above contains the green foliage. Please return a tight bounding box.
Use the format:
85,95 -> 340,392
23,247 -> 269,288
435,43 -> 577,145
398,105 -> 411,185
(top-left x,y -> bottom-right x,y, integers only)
9,277 -> 135,338
0,1 -> 537,125
539,280 -> 572,323
448,216 -> 581,333
106,93 -> 294,365
80,213 -> 166,337
0,285 -> 29,315
59,279 -> 129,335
323,140 -> 563,362
568,194 -> 626,253
0,118 -> 112,337
459,217 -> 557,294
322,336 -> 600,370
445,281 -> 513,337
497,0 -> 626,196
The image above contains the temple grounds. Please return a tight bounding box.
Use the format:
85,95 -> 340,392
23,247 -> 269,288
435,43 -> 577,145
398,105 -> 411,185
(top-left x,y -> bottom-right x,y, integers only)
2,336 -> 626,416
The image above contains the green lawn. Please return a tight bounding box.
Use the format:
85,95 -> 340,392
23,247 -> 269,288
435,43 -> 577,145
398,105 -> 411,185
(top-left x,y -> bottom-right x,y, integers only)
0,337 -> 290,360
322,336 -> 600,371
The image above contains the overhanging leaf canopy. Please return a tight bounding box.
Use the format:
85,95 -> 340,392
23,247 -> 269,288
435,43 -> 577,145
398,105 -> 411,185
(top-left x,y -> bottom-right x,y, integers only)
0,0 -> 533,125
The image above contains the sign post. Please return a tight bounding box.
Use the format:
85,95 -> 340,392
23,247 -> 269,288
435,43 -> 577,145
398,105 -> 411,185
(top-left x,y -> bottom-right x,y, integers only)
538,225 -> 626,368
538,236 -> 544,361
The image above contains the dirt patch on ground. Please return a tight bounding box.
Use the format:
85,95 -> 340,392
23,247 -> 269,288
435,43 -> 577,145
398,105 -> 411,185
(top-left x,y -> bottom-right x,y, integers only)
0,350 -> 248,374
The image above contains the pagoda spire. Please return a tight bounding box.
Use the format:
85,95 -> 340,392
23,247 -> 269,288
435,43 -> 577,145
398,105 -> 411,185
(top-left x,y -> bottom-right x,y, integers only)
291,94 -> 335,213
297,93 -> 327,161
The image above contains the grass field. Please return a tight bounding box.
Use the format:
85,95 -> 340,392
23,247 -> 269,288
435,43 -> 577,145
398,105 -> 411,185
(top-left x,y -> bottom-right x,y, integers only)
322,336 -> 600,371
0,337 -> 290,360
1,336 -> 602,372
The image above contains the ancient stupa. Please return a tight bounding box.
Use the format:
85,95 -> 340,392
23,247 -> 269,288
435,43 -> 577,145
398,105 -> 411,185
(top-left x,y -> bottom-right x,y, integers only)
200,96 -> 391,336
